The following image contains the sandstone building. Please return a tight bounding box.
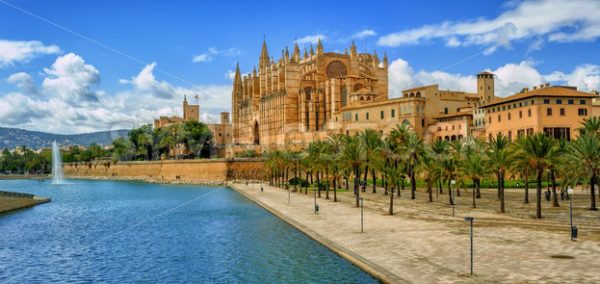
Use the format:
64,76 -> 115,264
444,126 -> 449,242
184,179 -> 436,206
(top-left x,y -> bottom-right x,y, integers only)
224,39 -> 600,154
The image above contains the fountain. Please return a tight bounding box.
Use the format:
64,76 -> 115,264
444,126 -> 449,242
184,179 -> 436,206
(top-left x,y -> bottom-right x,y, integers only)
52,141 -> 64,184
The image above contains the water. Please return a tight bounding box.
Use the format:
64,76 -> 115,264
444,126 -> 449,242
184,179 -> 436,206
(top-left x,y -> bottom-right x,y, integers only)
0,179 -> 377,283
51,141 -> 63,184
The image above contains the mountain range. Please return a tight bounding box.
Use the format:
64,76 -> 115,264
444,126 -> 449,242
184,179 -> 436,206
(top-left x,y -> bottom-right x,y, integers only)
0,127 -> 130,150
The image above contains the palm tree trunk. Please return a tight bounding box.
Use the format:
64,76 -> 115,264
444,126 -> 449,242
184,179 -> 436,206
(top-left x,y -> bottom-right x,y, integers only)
325,168 -> 330,200
590,172 -> 598,210
363,165 -> 369,192
389,183 -> 394,215
500,172 -> 506,213
305,172 -> 309,195
497,172 -> 501,200
551,169 -> 559,207
448,179 -> 454,205
410,164 -> 416,200
354,166 -> 360,207
317,171 -> 321,198
524,172 -> 530,203
536,170 -> 543,218
384,179 -> 388,195
439,178 -> 444,194
472,178 -> 477,208
397,180 -> 401,198
427,178 -> 433,202
372,169 -> 377,194
333,176 -> 338,202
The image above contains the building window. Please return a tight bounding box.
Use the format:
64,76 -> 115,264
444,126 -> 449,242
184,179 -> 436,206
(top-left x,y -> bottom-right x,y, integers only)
579,108 -> 588,116
556,99 -> 562,104
517,129 -> 525,138
421,118 -> 425,127
560,108 -> 565,116
444,107 -> 448,114
437,127 -> 442,132
528,109 -> 532,117
508,112 -> 511,120
547,108 -> 552,116
366,112 -> 369,120
380,111 -> 384,119
341,86 -> 348,107
544,99 -> 550,104
391,109 -> 395,118
544,127 -> 571,141
498,114 -> 501,122
568,99 -> 574,105
508,130 -> 512,141
489,117 -> 492,124
531,100 -> 535,105
519,110 -> 522,118
580,99 -> 587,105
526,128 -> 534,136
355,113 -> 358,121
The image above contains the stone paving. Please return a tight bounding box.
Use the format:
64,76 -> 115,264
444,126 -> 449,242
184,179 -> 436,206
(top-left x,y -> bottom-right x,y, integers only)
231,183 -> 600,284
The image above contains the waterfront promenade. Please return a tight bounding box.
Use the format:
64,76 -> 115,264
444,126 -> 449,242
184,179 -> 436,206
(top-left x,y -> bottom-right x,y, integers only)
0,190 -> 50,214
231,183 -> 600,283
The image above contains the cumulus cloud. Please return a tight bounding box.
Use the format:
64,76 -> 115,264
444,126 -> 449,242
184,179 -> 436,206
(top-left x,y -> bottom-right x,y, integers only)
0,54 -> 231,134
7,72 -> 36,94
192,54 -> 211,63
297,34 -> 326,45
352,29 -> 377,39
377,0 -> 600,53
119,62 -> 174,98
0,39 -> 61,67
388,58 -> 599,98
42,53 -> 100,103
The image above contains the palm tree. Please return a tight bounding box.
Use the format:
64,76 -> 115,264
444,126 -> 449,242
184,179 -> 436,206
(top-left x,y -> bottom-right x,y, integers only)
400,132 -> 426,200
512,133 -> 556,218
461,137 -> 488,208
382,142 -> 402,215
510,137 -> 531,203
579,116 -> 600,135
420,146 -> 437,202
548,139 -> 568,207
568,133 -> 600,210
430,139 -> 449,197
326,134 -> 345,202
359,129 -> 383,193
343,136 -> 366,207
307,141 -> 328,198
487,133 -> 511,213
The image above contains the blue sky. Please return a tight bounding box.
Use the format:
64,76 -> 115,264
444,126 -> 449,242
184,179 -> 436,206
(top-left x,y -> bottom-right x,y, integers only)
0,0 -> 599,133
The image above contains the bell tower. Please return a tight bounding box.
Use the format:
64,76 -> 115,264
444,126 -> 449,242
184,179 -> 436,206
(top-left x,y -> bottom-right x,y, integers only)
477,71 -> 495,104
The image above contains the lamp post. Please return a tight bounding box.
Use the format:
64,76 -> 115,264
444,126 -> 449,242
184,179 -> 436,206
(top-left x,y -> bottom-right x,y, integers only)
451,179 -> 456,217
360,197 -> 364,233
260,178 -> 264,192
464,216 -> 474,276
568,186 -> 576,241
288,184 -> 291,204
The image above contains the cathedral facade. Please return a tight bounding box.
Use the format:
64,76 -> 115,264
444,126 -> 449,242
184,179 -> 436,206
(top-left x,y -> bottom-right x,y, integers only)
232,39 -> 388,150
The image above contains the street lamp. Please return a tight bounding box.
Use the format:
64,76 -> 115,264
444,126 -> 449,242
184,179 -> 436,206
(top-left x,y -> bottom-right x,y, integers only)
260,179 -> 264,192
464,216 -> 474,276
451,179 -> 456,217
567,186 -> 577,241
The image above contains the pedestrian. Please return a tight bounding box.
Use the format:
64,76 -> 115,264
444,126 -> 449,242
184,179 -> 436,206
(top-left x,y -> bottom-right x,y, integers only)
545,190 -> 551,203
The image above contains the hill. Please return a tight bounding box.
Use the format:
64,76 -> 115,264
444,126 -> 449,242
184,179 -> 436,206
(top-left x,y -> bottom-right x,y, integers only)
0,127 -> 130,150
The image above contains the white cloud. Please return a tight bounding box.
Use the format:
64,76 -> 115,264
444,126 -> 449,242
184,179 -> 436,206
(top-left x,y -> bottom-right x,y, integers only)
386,58 -> 595,98
352,29 -> 377,39
7,72 -> 36,94
119,62 -> 174,98
42,53 -> 100,103
0,54 -> 231,134
377,0 -> 600,53
0,39 -> 60,67
193,47 -> 240,63
192,53 -> 211,63
297,34 -> 326,45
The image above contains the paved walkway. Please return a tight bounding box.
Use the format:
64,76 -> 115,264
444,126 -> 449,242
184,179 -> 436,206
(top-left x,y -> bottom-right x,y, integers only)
230,183 -> 600,284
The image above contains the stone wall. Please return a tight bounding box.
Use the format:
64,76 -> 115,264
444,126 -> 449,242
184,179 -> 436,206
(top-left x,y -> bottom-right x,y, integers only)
64,159 -> 265,182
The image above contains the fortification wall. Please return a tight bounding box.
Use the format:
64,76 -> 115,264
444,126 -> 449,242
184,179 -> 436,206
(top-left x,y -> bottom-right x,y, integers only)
63,159 -> 264,182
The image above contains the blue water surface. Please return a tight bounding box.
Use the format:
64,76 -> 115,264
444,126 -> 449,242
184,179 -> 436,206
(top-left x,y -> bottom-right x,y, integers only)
0,179 -> 377,283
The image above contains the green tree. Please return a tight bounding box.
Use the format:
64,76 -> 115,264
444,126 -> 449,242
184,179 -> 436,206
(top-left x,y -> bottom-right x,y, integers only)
487,133 -> 511,213
568,133 -> 600,210
461,137 -> 488,208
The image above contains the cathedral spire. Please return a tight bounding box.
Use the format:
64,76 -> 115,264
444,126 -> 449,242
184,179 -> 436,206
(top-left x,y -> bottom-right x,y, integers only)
350,41 -> 357,57
293,42 -> 300,62
383,52 -> 388,68
259,37 -> 270,67
310,44 -> 314,56
303,47 -> 308,59
316,38 -> 324,55
233,62 -> 243,97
